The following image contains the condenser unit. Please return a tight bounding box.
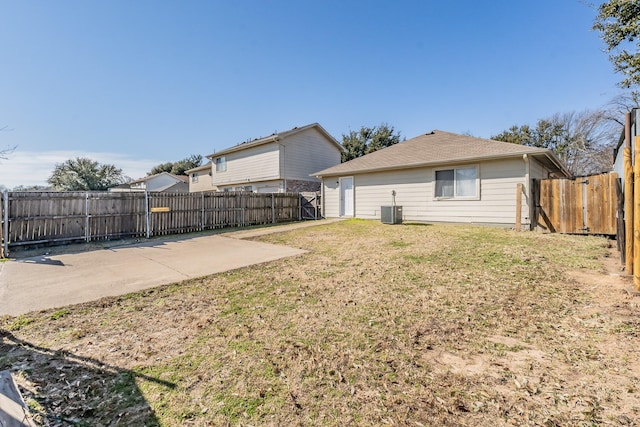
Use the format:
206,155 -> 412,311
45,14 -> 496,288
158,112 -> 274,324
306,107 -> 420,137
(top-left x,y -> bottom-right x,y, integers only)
381,205 -> 403,224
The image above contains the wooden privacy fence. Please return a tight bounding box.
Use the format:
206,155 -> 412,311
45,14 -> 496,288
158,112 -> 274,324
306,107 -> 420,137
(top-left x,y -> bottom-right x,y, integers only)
532,172 -> 618,235
0,191 -> 309,256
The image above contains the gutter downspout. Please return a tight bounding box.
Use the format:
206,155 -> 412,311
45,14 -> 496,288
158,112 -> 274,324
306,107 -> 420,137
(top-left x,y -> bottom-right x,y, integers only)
523,154 -> 531,230
2,190 -> 8,258
319,175 -> 325,219
278,140 -> 286,193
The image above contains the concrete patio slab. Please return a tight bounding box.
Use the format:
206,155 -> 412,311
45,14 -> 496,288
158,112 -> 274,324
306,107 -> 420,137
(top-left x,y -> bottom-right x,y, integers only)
0,234 -> 306,316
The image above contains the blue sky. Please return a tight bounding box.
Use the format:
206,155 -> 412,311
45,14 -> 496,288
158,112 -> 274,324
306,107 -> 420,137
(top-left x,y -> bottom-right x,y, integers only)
0,0 -> 624,188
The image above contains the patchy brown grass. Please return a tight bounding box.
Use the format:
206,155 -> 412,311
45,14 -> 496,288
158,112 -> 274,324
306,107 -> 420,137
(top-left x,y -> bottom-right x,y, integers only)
2,219 -> 639,426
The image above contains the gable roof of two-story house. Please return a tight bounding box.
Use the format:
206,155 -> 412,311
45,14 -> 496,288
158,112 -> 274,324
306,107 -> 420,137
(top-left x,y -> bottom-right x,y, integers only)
110,171 -> 189,193
201,123 -> 344,193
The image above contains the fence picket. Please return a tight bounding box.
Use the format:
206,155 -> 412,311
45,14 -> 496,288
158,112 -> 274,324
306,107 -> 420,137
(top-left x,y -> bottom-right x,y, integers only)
0,191 -> 308,253
535,172 -> 618,235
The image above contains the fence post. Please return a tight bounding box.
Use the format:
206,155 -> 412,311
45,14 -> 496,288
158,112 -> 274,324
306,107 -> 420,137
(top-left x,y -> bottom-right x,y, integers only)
1,190 -> 8,258
145,191 -> 151,239
515,184 -> 523,232
634,136 -> 640,291
271,194 -> 275,224
624,147 -> 634,274
85,192 -> 90,242
298,194 -> 302,221
201,192 -> 205,231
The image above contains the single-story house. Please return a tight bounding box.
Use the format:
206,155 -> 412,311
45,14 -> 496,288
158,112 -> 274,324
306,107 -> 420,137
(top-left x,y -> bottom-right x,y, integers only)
109,172 -> 189,192
203,122 -> 344,193
186,162 -> 217,192
313,130 -> 569,228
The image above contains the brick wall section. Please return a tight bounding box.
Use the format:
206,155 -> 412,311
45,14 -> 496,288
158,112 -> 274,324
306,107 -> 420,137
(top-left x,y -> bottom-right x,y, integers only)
285,179 -> 321,193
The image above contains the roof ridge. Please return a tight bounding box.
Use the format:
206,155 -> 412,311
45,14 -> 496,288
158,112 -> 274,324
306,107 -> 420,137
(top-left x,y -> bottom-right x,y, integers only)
312,129 -> 566,177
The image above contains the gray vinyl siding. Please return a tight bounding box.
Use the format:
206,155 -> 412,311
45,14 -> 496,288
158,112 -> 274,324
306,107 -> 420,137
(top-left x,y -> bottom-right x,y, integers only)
282,128 -> 342,182
143,174 -> 183,191
189,174 -> 217,192
427,159 -> 527,224
529,158 -> 548,180
187,164 -> 216,192
323,157 -> 547,225
212,143 -> 280,187
348,169 -> 429,220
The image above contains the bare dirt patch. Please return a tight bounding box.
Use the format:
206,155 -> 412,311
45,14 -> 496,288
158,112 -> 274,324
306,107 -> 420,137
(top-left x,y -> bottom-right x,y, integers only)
2,220 -> 639,426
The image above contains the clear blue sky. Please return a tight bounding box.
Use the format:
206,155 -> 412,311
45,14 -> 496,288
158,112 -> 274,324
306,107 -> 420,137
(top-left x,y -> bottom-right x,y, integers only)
0,0 -> 623,188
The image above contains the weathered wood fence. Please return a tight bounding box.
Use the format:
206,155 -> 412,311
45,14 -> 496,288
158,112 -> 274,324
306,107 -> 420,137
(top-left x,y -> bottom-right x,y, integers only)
0,191 -> 310,256
532,172 -> 618,235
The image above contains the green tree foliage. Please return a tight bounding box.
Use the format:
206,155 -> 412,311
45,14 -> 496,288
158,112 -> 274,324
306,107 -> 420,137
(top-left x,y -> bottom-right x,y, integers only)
492,110 -> 616,176
491,120 -> 566,152
47,157 -> 126,191
593,0 -> 640,90
149,154 -> 203,176
341,124 -> 402,162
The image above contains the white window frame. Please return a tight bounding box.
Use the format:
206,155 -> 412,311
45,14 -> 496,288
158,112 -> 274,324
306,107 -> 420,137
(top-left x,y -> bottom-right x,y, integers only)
215,156 -> 226,172
191,173 -> 199,183
433,165 -> 480,200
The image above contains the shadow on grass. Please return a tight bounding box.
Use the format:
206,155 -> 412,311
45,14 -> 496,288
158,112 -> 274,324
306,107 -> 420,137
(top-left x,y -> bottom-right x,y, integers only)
0,329 -> 174,426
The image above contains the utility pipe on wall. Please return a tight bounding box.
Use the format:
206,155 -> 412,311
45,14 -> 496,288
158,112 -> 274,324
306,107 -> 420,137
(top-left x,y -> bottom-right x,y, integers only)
2,190 -> 8,258
523,154 -> 531,229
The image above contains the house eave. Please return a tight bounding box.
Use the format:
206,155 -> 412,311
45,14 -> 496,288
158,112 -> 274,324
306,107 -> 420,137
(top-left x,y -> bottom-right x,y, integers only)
315,151 -> 567,178
185,163 -> 213,174
207,136 -> 280,159
207,123 -> 345,160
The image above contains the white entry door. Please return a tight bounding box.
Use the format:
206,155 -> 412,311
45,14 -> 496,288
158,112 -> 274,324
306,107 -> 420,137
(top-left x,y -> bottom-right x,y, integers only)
340,177 -> 354,217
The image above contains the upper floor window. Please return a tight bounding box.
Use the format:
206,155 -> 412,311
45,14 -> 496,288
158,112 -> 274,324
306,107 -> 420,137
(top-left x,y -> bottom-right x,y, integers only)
191,173 -> 199,183
435,166 -> 478,199
215,157 -> 226,172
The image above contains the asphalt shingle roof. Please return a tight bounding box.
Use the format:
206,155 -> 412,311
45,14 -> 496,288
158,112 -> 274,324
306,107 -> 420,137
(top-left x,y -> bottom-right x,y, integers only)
207,122 -> 343,158
313,130 -> 564,176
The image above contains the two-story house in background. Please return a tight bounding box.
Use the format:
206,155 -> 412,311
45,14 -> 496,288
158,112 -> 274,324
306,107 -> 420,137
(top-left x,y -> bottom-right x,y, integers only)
110,171 -> 189,192
190,123 -> 344,193
185,162 -> 216,192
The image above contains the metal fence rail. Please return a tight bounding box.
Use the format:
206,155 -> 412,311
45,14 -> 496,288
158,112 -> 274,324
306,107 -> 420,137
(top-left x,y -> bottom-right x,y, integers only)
1,191 -> 306,256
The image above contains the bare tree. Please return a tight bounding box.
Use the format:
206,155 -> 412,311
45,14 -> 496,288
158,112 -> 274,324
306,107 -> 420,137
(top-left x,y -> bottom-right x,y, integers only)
0,125 -> 16,160
493,109 -> 619,176
550,110 -> 615,176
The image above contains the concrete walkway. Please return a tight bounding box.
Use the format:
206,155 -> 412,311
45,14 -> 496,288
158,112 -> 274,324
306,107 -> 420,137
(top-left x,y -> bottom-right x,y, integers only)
0,219 -> 342,316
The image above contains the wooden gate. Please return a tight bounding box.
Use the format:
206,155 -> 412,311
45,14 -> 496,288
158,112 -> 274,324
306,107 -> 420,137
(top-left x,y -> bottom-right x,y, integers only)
534,172 -> 618,235
300,192 -> 321,220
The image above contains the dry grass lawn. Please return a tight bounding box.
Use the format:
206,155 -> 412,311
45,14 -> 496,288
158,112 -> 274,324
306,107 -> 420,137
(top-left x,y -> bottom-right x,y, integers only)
1,219 -> 639,426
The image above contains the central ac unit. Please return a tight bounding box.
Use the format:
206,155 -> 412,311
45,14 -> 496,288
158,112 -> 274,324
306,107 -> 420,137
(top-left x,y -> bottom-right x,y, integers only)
381,205 -> 403,224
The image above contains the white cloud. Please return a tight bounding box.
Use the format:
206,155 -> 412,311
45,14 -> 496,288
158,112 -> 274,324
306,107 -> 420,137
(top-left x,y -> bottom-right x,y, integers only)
0,150 -> 162,189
